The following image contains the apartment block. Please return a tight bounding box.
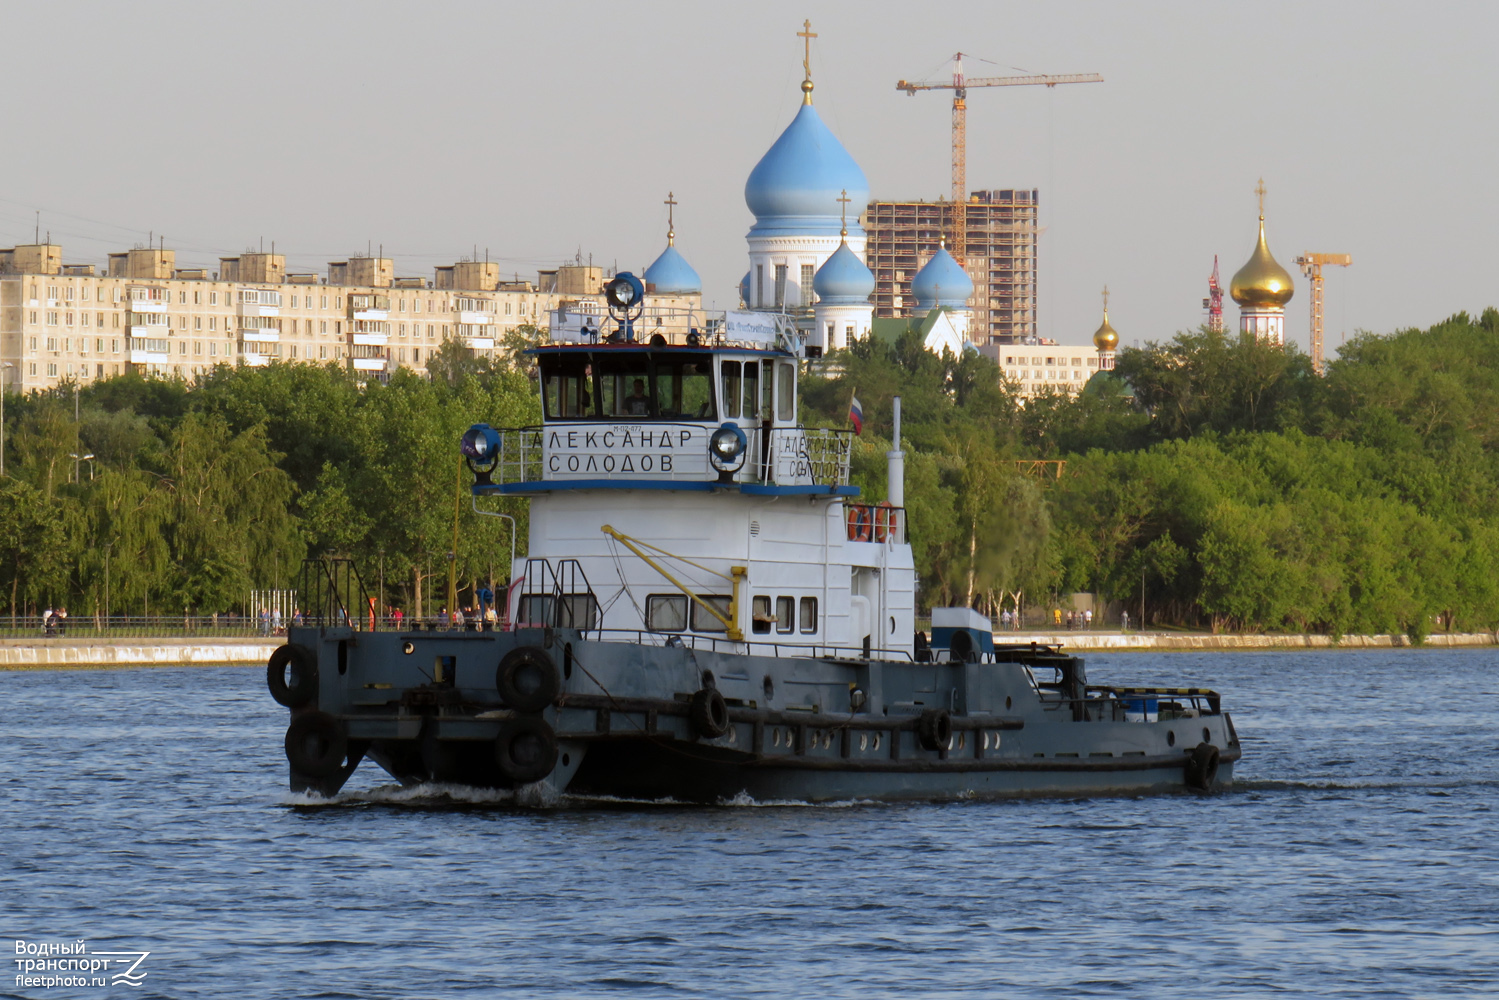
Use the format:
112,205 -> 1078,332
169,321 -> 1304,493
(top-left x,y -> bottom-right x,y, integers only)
0,244 -> 701,393
865,190 -> 1040,345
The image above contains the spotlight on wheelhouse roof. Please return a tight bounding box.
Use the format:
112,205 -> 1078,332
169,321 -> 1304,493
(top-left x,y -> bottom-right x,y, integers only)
605,272 -> 644,312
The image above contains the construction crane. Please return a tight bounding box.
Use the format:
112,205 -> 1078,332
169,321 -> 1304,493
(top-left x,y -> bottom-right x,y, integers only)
1203,255 -> 1224,332
1294,253 -> 1351,375
897,55 -> 1102,264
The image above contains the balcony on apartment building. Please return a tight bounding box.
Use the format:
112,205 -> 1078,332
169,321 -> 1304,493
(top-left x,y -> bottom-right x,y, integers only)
349,318 -> 389,346
126,286 -> 170,314
237,289 -> 283,318
348,293 -> 390,323
127,337 -> 170,365
348,342 -> 389,372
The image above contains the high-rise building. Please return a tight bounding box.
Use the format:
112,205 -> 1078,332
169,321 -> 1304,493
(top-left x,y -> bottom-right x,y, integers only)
864,190 -> 1039,345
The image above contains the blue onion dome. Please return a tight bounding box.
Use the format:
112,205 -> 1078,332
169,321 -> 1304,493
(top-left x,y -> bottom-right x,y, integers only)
644,245 -> 700,295
739,271 -> 751,306
744,104 -> 870,239
813,242 -> 874,305
912,244 -> 974,309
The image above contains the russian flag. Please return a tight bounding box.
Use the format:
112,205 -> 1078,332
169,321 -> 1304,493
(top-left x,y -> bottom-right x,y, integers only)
848,395 -> 863,435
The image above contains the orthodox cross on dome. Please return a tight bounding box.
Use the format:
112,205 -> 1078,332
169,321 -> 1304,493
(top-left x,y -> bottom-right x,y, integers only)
1102,284 -> 1109,313
664,191 -> 677,246
837,188 -> 851,239
1255,177 -> 1267,220
798,19 -> 817,103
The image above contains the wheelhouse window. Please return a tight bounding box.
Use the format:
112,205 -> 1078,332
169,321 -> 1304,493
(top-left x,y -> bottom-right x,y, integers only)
720,358 -> 760,421
776,362 -> 795,420
541,351 -> 716,421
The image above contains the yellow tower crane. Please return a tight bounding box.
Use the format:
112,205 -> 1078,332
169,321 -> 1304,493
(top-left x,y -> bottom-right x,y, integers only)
1293,253 -> 1351,375
897,55 -> 1102,264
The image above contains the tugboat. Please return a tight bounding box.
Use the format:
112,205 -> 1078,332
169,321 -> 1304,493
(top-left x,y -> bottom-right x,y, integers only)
269,273 -> 1241,802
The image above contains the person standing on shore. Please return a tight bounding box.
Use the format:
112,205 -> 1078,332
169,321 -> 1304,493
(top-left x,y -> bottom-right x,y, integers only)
1121,610 -> 1130,632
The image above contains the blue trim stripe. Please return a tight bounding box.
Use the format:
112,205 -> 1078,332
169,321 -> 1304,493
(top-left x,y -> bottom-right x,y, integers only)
475,480 -> 860,498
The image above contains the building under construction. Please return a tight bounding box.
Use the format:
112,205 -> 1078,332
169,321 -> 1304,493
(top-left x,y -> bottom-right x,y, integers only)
864,190 -> 1039,345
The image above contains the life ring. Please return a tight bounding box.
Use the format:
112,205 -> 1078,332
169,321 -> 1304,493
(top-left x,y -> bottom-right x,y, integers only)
495,716 -> 560,783
845,505 -> 871,542
284,711 -> 347,778
873,502 -> 894,542
690,688 -> 731,739
267,643 -> 318,708
917,708 -> 953,751
1185,741 -> 1220,791
496,646 -> 561,712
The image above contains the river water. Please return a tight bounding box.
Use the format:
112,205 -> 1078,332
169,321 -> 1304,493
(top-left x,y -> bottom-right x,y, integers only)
1,649 -> 1496,998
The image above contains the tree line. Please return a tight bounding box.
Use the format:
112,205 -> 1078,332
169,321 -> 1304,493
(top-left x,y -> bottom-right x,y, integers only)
3,311 -> 1498,636
801,307 -> 1499,636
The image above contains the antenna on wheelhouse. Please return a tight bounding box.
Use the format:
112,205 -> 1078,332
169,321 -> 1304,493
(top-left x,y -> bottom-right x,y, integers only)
887,396 -> 904,508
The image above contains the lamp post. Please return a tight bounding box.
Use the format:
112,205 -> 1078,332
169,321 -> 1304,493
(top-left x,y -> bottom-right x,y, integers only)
69,453 -> 95,481
73,383 -> 80,485
0,361 -> 12,478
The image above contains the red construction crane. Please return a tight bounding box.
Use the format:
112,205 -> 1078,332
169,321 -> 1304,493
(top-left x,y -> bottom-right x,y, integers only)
1203,255 -> 1224,333
897,54 -> 1102,264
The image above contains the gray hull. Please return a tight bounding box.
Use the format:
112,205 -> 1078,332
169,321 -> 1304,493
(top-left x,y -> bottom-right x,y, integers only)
272,625 -> 1240,803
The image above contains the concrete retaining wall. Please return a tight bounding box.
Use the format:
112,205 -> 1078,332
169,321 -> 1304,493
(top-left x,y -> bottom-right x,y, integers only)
997,631 -> 1499,652
1,630 -> 1493,670
0,638 -> 278,670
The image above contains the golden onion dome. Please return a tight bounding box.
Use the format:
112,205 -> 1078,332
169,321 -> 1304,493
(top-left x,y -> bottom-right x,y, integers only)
1093,310 -> 1119,352
1230,216 -> 1295,308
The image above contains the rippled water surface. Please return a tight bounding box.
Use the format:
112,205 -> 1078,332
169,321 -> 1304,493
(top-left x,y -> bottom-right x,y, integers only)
2,649 -> 1497,998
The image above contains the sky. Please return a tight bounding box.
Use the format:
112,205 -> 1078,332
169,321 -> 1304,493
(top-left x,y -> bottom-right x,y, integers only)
2,0 -> 1496,357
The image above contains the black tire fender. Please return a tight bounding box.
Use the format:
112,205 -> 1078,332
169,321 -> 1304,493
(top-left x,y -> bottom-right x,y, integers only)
917,708 -> 952,751
494,716 -> 560,783
690,688 -> 731,739
496,646 -> 561,713
1185,741 -> 1221,791
285,711 -> 347,778
267,643 -> 318,708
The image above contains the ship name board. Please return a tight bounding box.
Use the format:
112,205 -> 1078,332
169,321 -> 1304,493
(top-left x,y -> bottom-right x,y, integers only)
545,425 -> 704,478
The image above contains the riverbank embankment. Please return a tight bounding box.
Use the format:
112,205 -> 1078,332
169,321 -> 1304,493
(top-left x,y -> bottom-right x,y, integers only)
0,637 -> 278,670
1,630 -> 1494,670
1004,631 -> 1499,652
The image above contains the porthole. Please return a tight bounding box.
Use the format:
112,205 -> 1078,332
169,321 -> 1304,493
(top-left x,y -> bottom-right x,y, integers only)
982,733 -> 990,750
562,753 -> 571,767
773,728 -> 782,747
1203,726 -> 1212,744
763,675 -> 774,699
1005,696 -> 1012,711
957,732 -> 966,751
859,733 -> 868,751
873,733 -> 882,750
1167,730 -> 1176,747
402,641 -> 415,655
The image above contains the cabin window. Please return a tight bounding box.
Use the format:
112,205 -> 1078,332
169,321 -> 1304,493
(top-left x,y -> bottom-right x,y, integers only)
800,597 -> 818,634
752,595 -> 773,634
775,596 -> 794,635
776,362 -> 795,420
691,595 -> 732,633
760,360 -> 774,419
518,593 -> 598,630
646,594 -> 688,632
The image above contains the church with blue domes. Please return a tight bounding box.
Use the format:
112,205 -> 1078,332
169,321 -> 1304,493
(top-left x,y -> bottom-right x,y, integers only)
637,25 -> 976,356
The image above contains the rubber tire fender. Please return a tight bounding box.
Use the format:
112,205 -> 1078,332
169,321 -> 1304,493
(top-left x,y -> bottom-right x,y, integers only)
267,643 -> 318,708
285,711 -> 348,778
1185,741 -> 1220,791
495,716 -> 560,783
690,688 -> 731,739
496,646 -> 561,713
917,708 -> 953,752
